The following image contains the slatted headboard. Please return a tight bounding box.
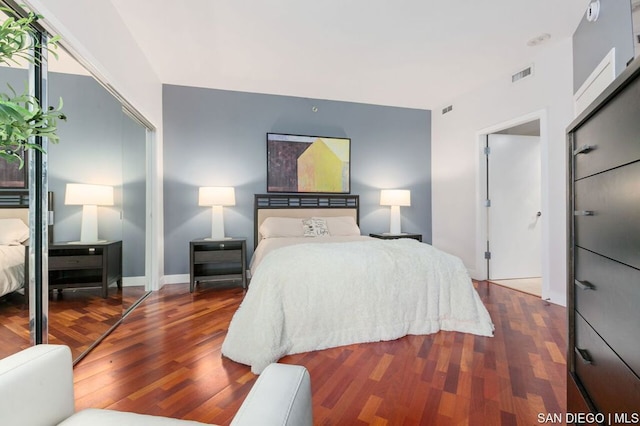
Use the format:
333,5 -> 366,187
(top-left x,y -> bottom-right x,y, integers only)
254,194 -> 360,248
0,190 -> 29,225
0,191 -> 54,240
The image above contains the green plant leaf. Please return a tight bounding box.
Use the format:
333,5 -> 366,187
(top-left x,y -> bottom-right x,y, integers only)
0,6 -> 65,168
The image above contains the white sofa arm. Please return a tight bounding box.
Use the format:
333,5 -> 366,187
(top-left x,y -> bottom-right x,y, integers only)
231,363 -> 313,426
0,345 -> 75,426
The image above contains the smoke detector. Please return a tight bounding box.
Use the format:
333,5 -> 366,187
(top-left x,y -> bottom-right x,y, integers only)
586,1 -> 600,22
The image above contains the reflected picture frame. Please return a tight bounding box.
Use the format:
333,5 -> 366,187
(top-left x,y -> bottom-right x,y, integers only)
0,150 -> 27,189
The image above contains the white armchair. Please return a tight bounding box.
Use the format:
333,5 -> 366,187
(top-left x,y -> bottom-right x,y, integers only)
0,345 -> 312,426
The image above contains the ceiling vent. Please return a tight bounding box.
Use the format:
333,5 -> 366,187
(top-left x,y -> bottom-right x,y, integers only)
441,105 -> 453,115
512,65 -> 534,83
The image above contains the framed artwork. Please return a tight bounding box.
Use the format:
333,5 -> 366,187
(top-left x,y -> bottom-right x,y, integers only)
267,133 -> 351,193
0,151 -> 27,189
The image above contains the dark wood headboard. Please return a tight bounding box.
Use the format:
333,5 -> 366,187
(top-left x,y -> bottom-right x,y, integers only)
254,194 -> 360,249
0,190 -> 29,208
0,190 -> 55,242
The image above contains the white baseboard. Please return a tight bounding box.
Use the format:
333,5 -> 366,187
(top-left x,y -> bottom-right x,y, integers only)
545,288 -> 567,307
162,274 -> 190,286
122,276 -> 147,287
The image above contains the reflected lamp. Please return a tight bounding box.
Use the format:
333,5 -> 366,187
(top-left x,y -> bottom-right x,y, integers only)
64,183 -> 114,243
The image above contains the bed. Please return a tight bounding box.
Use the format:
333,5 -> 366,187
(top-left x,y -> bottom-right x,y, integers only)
221,194 -> 494,374
0,192 -> 30,298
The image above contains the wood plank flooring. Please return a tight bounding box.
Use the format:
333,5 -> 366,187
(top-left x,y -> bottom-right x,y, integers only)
72,281 -> 567,425
0,285 -> 146,361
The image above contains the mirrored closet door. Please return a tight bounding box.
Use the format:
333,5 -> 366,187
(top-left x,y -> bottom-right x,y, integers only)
0,7 -> 32,359
46,46 -> 151,361
0,2 -> 152,362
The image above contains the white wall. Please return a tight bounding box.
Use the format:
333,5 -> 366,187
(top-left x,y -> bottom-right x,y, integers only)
24,0 -> 162,125
23,0 -> 165,289
432,38 -> 574,306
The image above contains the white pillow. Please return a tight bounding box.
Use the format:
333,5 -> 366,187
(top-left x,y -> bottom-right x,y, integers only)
317,216 -> 361,236
259,217 -> 304,238
302,218 -> 330,237
0,218 -> 29,245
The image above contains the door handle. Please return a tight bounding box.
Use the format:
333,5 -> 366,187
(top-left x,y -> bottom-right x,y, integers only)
574,210 -> 594,216
536,211 -> 542,217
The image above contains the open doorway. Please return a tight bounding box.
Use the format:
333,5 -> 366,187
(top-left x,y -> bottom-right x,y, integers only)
478,116 -> 543,297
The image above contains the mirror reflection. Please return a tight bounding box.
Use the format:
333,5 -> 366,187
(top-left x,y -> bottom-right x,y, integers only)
0,9 -> 31,359
47,46 -> 149,360
0,26 -> 149,362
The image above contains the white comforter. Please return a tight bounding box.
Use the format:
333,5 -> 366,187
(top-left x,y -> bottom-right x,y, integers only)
0,245 -> 25,297
249,235 -> 374,275
222,238 -> 494,374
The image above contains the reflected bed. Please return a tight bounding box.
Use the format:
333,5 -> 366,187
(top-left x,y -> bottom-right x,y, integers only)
0,200 -> 29,298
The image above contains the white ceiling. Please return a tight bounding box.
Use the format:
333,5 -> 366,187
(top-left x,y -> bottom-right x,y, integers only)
110,0 -> 588,110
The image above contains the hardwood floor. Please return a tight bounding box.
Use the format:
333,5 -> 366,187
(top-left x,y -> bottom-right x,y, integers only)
0,285 -> 146,361
72,281 -> 567,425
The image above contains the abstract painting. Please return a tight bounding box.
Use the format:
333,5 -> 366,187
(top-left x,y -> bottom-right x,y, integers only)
267,133 -> 350,193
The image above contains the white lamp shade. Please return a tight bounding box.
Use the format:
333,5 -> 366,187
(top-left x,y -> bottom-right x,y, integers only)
380,189 -> 411,207
64,183 -> 113,243
199,187 -> 236,206
65,183 -> 114,206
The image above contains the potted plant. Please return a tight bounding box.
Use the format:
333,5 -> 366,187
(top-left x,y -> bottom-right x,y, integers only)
0,6 -> 65,169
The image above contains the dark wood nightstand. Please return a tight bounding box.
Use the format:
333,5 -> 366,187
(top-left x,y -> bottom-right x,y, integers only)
369,233 -> 422,242
190,238 -> 247,292
46,241 -> 122,298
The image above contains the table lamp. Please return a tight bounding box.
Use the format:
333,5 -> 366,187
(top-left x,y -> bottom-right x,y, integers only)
380,189 -> 410,235
199,186 -> 236,240
64,183 -> 114,243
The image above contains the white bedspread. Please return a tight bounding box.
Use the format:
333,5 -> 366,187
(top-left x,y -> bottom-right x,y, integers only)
0,245 -> 25,297
222,238 -> 494,374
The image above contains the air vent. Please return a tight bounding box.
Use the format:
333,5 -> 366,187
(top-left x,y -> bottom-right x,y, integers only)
441,105 -> 453,115
512,65 -> 533,83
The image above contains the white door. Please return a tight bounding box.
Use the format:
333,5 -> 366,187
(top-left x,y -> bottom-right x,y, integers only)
487,134 -> 541,280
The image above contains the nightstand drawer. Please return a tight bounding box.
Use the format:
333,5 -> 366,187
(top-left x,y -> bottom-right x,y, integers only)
195,241 -> 243,251
194,250 -> 241,264
49,255 -> 103,269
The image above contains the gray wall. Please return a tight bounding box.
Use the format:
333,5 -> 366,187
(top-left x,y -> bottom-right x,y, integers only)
48,72 -> 146,277
163,84 -> 431,275
1,69 -> 146,277
573,0 -> 634,93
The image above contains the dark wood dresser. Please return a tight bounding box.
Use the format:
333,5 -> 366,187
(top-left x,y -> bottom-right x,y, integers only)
566,57 -> 640,423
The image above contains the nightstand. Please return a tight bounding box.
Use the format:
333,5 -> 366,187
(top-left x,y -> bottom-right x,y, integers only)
369,233 -> 422,242
190,238 -> 247,292
47,241 -> 122,298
